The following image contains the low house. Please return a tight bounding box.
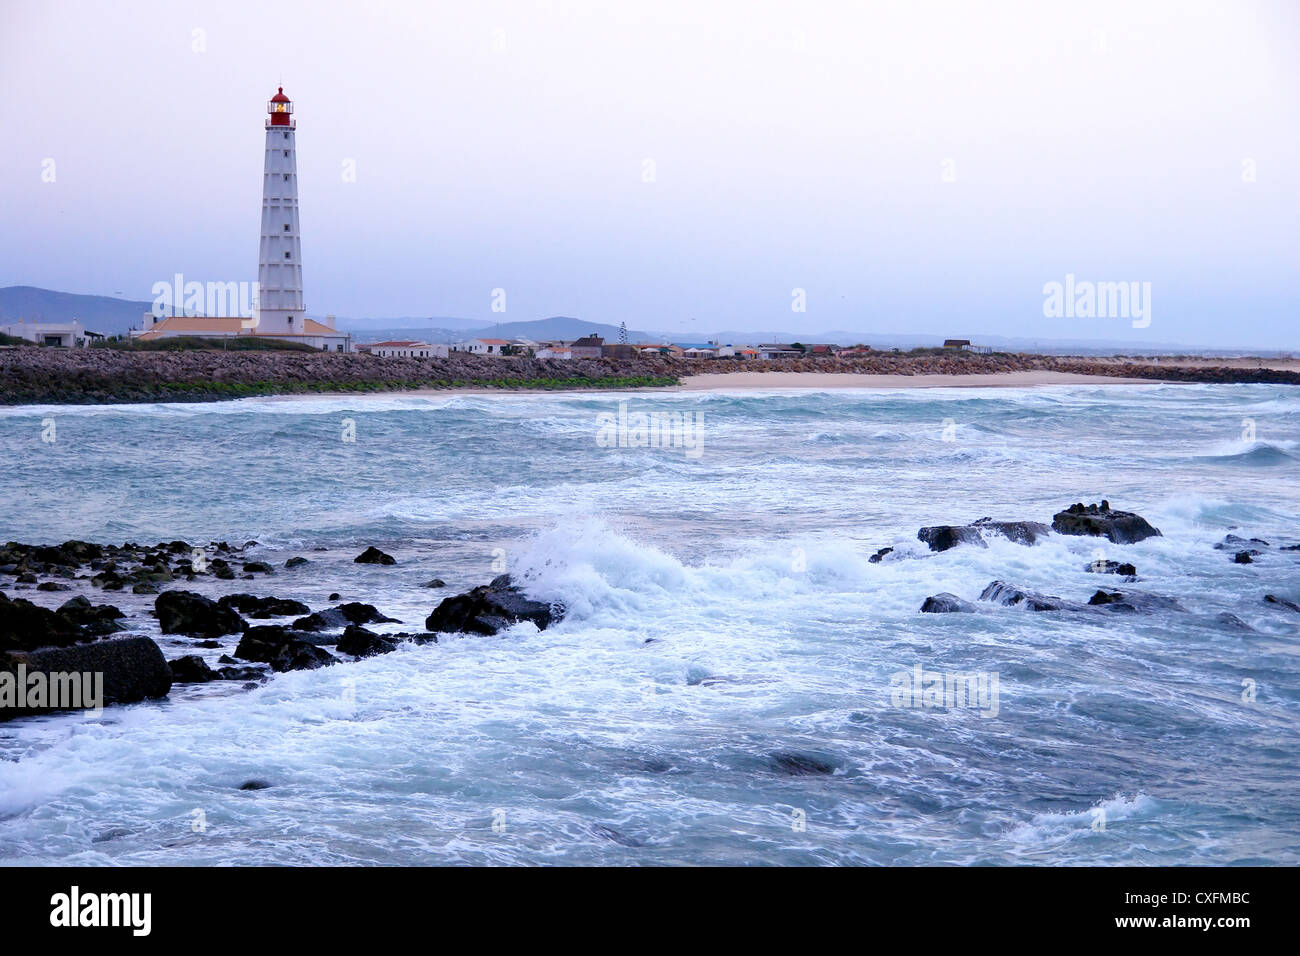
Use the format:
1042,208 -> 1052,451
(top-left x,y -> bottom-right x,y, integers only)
453,338 -> 510,355
0,320 -> 93,347
535,346 -> 573,359
134,313 -> 352,351
636,343 -> 682,357
369,341 -> 448,358
601,343 -> 638,359
757,344 -> 802,359
943,339 -> 971,350
569,335 -> 605,359
681,346 -> 717,358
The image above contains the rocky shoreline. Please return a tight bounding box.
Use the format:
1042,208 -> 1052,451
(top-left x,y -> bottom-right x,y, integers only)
4,500 -> 1296,723
1,348 -> 1297,404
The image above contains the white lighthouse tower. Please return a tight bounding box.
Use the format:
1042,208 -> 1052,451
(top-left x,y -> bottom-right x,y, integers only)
257,87 -> 304,334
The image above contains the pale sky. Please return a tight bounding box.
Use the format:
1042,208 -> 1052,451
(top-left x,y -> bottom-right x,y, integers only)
1,0 -> 1296,346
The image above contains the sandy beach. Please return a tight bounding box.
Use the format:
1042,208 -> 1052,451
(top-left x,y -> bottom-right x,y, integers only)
674,370 -> 1153,390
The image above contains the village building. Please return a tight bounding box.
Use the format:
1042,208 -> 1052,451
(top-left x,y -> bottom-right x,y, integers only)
0,320 -> 93,347
368,340 -> 448,358
568,335 -> 605,359
452,338 -> 510,355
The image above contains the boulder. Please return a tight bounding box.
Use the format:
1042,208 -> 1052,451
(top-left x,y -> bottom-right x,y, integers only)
425,574 -> 564,636
1,636 -> 171,720
868,547 -> 894,564
978,580 -> 1076,612
1086,589 -> 1185,613
1233,551 -> 1255,564
242,561 -> 274,575
285,556 -> 310,568
1051,501 -> 1161,544
234,627 -> 336,672
917,525 -> 987,552
0,592 -> 85,653
336,625 -> 399,658
1264,594 -> 1300,613
169,654 -> 217,683
155,590 -> 246,638
971,517 -> 1052,545
217,593 -> 311,618
920,592 -> 976,613
423,578 -> 447,588
292,602 -> 397,631
1084,560 -> 1138,580
354,546 -> 396,566
1214,534 -> 1270,551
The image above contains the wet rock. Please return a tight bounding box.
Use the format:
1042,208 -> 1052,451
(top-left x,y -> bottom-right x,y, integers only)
155,590 -> 246,638
1214,612 -> 1254,632
234,627 -> 336,672
917,525 -> 987,552
284,556 -> 309,568
971,517 -> 1052,545
1215,534 -> 1270,551
868,547 -> 894,564
56,596 -> 127,636
132,582 -> 158,594
1084,560 -> 1138,580
168,654 -> 217,683
36,581 -> 71,592
423,578 -> 447,588
0,592 -> 84,653
1233,551 -> 1255,564
328,592 -> 340,602
920,592 -> 976,613
1264,594 -> 1300,613
1,636 -> 171,720
1086,589 -> 1185,613
354,546 -> 396,566
239,780 -> 271,791
292,602 -> 397,631
242,561 -> 274,575
425,574 -> 564,636
336,625 -> 399,658
1051,501 -> 1161,544
218,593 -> 311,618
978,580 -> 1076,612
218,665 -> 266,681
768,751 -> 839,776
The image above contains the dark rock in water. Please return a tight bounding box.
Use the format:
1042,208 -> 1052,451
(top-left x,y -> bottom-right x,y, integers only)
920,592 -> 976,613
328,592 -> 341,602
1084,560 -> 1138,580
1051,501 -> 1161,544
234,627 -> 336,672
1215,612 -> 1255,632
423,578 -> 447,588
978,580 -> 1075,612
213,564 -> 236,580
217,665 -> 265,681
242,561 -> 273,575
15,572 -> 37,584
336,625 -> 399,658
768,751 -> 839,776
218,593 -> 311,618
56,596 -> 127,637
590,824 -> 645,848
292,602 -> 397,631
194,640 -> 220,649
284,556 -> 309,568
1233,551 -> 1255,564
971,517 -> 1052,545
239,779 -> 271,791
1086,589 -> 1186,613
1,636 -> 171,719
354,546 -> 396,566
36,581 -> 71,592
1215,534 -> 1270,551
868,547 -> 894,564
425,574 -> 564,636
169,654 -> 217,683
917,525 -> 987,552
155,590 -> 246,638
132,582 -> 158,594
0,592 -> 84,653
1264,594 -> 1300,613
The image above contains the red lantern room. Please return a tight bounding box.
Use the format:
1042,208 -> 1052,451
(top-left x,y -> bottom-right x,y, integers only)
267,87 -> 294,127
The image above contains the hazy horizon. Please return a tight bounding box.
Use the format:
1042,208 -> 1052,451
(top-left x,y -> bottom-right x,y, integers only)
2,0 -> 1296,348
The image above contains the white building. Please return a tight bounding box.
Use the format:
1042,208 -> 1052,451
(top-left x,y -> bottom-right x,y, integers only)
453,338 -> 510,355
0,320 -> 91,347
137,88 -> 351,352
369,341 -> 449,358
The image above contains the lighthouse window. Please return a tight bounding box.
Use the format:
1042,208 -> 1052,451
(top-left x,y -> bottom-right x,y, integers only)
284,252 -> 291,259
283,174 -> 290,181
283,133 -> 289,140
283,224 -> 290,231
283,150 -> 289,157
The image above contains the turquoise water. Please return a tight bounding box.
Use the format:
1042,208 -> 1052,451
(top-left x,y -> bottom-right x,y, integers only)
1,384 -> 1298,864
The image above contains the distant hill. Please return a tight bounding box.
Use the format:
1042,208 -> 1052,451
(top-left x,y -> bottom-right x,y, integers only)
0,286 -> 153,336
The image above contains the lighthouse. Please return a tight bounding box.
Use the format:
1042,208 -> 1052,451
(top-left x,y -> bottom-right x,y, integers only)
257,87 -> 304,334
134,87 -> 348,350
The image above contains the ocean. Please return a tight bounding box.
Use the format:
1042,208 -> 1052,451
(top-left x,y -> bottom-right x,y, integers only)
1,383 -> 1297,865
